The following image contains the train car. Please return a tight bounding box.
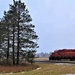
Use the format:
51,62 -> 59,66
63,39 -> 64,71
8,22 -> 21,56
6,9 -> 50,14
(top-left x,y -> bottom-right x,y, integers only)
49,49 -> 75,61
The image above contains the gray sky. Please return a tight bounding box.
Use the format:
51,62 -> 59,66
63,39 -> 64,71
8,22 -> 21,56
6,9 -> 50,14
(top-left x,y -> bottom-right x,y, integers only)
0,0 -> 75,53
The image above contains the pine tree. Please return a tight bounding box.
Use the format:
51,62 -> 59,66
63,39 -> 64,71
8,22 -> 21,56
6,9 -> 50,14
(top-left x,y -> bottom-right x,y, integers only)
0,0 -> 38,65
0,11 -> 10,64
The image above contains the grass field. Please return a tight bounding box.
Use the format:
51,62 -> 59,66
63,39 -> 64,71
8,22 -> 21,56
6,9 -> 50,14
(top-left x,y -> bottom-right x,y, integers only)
1,63 -> 75,75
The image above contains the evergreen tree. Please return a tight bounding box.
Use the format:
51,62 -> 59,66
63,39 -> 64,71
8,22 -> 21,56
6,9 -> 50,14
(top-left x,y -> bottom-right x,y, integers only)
0,0 -> 38,65
0,12 -> 11,64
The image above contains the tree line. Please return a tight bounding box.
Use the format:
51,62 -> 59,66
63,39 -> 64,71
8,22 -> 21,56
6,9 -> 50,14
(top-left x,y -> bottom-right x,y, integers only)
36,52 -> 51,58
0,0 -> 38,65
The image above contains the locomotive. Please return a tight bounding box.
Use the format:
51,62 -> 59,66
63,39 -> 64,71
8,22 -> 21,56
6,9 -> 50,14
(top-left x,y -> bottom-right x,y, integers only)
49,49 -> 75,61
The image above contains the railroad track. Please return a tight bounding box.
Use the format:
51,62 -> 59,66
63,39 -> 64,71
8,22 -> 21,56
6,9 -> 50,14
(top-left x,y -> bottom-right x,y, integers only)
34,60 -> 75,64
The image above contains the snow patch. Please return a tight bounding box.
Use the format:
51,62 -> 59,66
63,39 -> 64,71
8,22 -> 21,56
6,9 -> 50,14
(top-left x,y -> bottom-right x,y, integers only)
21,71 -> 25,73
62,74 -> 75,75
36,67 -> 41,70
55,63 -> 72,65
33,67 -> 41,71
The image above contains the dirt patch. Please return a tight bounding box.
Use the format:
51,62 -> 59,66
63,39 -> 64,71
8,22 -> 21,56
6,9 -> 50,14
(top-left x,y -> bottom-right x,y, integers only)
0,64 -> 39,73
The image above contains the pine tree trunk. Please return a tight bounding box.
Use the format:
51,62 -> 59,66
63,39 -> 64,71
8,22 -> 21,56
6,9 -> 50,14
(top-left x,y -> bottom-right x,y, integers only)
7,24 -> 9,64
16,2 -> 20,65
13,24 -> 15,65
17,21 -> 19,65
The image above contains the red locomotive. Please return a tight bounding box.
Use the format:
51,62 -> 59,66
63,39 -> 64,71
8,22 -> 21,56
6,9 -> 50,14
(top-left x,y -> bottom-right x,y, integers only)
49,49 -> 75,61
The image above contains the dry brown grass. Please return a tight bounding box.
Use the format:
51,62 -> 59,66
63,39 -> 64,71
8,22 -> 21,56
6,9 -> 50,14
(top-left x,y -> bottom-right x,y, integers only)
0,64 -> 39,73
1,63 -> 75,75
34,58 -> 49,61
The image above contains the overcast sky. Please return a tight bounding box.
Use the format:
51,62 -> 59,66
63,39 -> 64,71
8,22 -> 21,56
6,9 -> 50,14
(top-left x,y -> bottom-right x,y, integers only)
0,0 -> 75,53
